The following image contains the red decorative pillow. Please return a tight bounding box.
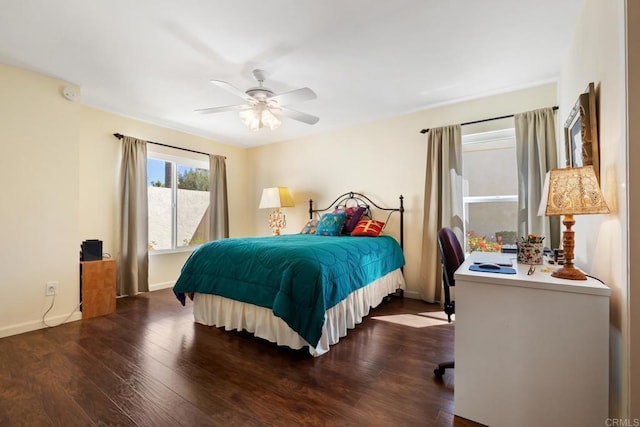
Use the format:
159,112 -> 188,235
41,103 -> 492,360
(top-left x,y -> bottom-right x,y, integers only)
350,219 -> 385,237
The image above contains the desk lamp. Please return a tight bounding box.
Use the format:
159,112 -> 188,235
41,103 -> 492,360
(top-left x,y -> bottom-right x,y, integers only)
259,187 -> 295,235
538,166 -> 609,280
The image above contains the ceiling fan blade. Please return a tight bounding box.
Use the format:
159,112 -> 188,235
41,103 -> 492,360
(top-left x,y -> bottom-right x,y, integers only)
195,104 -> 252,114
272,107 -> 319,125
209,80 -> 254,102
268,87 -> 317,106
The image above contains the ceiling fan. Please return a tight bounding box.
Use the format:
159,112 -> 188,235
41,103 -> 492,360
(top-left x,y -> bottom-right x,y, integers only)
196,69 -> 319,130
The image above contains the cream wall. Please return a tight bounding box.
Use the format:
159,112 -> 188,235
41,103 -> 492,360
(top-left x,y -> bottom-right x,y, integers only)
0,64 -> 82,336
559,0 -> 631,418
248,83 -> 557,299
0,63 -> 252,338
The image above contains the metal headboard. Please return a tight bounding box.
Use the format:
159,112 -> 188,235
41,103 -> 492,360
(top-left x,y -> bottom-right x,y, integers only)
308,192 -> 404,250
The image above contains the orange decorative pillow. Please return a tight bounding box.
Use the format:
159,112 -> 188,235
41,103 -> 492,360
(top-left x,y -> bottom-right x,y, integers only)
351,219 -> 385,237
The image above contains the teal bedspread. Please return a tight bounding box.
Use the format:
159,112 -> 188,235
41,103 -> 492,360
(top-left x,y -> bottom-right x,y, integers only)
173,234 -> 405,347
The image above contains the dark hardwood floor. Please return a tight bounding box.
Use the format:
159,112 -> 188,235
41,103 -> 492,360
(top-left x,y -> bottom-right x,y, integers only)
0,289 -> 481,426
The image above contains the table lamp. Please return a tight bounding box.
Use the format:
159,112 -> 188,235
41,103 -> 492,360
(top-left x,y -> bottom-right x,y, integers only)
259,187 -> 295,235
538,166 -> 609,280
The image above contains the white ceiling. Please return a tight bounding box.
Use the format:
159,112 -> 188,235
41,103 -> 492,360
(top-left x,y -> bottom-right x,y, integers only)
0,0 -> 581,147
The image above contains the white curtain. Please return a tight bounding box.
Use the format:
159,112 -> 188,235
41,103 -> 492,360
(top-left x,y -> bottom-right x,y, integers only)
118,136 -> 149,296
419,125 -> 463,303
514,107 -> 560,250
208,155 -> 229,240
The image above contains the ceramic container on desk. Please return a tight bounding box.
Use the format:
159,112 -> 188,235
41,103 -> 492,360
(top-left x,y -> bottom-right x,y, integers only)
517,242 -> 543,264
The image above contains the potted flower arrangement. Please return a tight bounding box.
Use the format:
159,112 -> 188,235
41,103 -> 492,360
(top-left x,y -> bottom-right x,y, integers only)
517,234 -> 544,264
466,231 -> 502,253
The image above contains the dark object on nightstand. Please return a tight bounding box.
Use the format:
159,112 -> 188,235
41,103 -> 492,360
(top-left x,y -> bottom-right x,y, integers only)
81,239 -> 103,261
434,227 -> 464,379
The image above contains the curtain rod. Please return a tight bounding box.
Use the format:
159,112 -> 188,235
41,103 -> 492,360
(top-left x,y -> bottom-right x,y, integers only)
113,133 -> 225,158
419,106 -> 559,134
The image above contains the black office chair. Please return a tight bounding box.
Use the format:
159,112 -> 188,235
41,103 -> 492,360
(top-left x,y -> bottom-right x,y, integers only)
433,227 -> 465,378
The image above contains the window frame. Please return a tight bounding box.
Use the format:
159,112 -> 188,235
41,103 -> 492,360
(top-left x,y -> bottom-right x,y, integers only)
462,128 -> 517,252
147,148 -> 209,254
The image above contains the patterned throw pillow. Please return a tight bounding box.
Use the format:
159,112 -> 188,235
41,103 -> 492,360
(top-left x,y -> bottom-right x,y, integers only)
315,212 -> 347,236
300,219 -> 319,234
341,206 -> 366,234
350,219 -> 385,237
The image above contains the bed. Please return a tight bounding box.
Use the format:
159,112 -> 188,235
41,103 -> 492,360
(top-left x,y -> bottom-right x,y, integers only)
173,192 -> 406,356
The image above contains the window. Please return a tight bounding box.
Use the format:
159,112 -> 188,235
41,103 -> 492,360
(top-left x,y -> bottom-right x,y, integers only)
462,129 -> 517,253
147,149 -> 210,251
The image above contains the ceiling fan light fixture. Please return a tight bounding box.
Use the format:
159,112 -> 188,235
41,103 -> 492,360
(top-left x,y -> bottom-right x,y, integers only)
201,69 -> 317,129
239,104 -> 281,131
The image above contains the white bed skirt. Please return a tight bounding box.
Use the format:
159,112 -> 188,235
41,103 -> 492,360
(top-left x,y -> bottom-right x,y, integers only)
192,269 -> 406,356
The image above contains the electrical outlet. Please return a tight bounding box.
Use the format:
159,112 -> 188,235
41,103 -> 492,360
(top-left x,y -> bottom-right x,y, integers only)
45,281 -> 58,296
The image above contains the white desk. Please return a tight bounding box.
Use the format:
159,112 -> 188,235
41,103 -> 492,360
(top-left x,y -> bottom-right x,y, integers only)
454,255 -> 610,427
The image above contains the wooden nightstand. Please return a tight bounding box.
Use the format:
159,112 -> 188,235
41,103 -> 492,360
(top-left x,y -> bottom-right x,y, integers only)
80,259 -> 116,319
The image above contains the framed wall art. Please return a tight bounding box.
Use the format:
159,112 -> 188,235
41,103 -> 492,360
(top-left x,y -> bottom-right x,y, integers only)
564,82 -> 600,180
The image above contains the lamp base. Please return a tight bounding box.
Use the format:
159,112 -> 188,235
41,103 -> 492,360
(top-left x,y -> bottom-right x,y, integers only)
552,213 -> 587,280
267,208 -> 286,236
551,264 -> 587,280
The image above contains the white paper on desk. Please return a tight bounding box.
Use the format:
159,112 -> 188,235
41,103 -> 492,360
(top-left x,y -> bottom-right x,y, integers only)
472,252 -> 514,266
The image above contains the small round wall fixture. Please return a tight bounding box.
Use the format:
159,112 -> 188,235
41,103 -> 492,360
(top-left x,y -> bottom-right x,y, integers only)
62,86 -> 79,102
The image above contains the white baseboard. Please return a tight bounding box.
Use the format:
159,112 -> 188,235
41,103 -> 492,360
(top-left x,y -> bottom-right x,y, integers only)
149,281 -> 175,292
0,311 -> 83,339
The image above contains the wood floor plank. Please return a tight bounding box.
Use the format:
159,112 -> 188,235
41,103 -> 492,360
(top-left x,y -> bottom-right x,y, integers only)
52,338 -> 191,426
0,374 -> 67,426
66,327 -> 238,425
0,289 -> 482,427
0,331 -> 128,426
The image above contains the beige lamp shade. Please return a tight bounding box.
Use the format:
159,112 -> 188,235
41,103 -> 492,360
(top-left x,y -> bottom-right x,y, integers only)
259,187 -> 295,209
538,166 -> 609,217
537,165 -> 609,281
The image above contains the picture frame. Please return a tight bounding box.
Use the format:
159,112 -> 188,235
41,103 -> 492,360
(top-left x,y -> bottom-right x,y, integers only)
564,82 -> 600,179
